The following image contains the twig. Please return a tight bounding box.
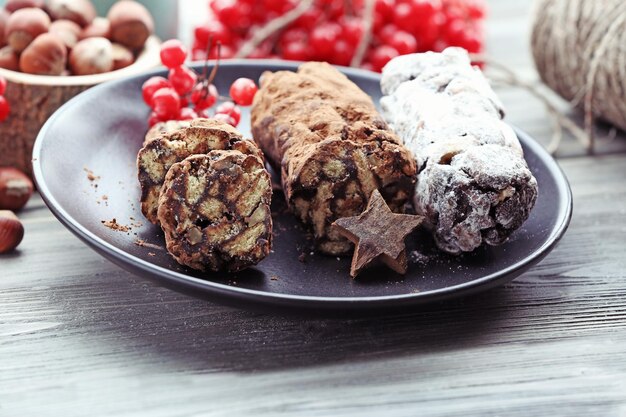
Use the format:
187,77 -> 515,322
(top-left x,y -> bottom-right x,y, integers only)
471,53 -> 591,155
234,0 -> 314,59
351,0 -> 375,67
200,36 -> 214,83
207,43 -> 221,85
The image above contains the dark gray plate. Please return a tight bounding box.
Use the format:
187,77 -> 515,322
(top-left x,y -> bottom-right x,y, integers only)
32,60 -> 572,316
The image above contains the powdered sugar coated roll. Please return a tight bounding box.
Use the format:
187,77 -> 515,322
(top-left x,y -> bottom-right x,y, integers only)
380,47 -> 538,254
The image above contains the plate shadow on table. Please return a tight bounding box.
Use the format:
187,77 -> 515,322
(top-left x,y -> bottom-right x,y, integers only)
49,269 -> 520,374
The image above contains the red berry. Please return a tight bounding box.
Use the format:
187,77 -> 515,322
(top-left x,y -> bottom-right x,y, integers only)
457,31 -> 482,53
215,101 -> 241,125
393,3 -> 415,32
219,45 -> 236,59
168,66 -> 198,95
340,17 -> 363,46
247,41 -> 273,59
375,0 -> 395,22
294,7 -> 323,30
361,62 -> 375,72
414,11 -> 444,50
373,10 -> 387,34
0,76 -> 6,95
192,48 -> 206,61
148,111 -> 164,127
281,41 -> 309,61
191,83 -> 219,110
229,78 -> 257,106
413,0 -> 440,21
388,31 -> 418,55
0,96 -> 10,122
151,87 -> 181,120
443,18 -> 466,46
431,40 -> 448,52
142,76 -> 171,107
212,0 -> 251,31
160,39 -> 188,69
204,45 -> 235,61
310,23 -> 341,60
178,107 -> 198,121
326,1 -> 345,19
370,45 -> 399,72
212,112 -> 237,127
331,40 -> 353,66
278,28 -> 307,50
262,0 -> 289,13
378,24 -> 399,44
467,0 -> 486,19
194,20 -> 233,46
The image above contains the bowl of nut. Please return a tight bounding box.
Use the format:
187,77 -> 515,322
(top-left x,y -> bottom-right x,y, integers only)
0,0 -> 161,177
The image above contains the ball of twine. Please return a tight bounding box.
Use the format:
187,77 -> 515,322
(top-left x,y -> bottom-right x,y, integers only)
531,0 -> 626,134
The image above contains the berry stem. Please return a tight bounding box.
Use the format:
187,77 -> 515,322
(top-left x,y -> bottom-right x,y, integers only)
207,43 -> 222,86
350,0 -> 375,67
200,35 -> 214,84
234,0 -> 315,59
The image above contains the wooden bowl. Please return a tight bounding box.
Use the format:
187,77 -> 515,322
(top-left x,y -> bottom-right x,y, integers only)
0,36 -> 161,177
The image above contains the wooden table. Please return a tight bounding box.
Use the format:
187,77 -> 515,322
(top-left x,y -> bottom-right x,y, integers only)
2,2 -> 626,415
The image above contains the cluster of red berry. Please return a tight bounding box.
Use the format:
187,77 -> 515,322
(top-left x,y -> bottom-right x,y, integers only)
0,75 -> 9,122
192,0 -> 486,72
142,39 -> 258,127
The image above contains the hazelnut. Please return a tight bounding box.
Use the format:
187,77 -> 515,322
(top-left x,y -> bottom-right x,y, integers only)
0,167 -> 34,211
111,42 -> 133,70
49,19 -> 81,49
0,9 -> 9,47
107,0 -> 153,50
4,0 -> 45,13
45,0 -> 96,28
19,32 -> 67,75
0,210 -> 24,254
69,36 -> 113,75
5,7 -> 51,53
0,46 -> 19,70
79,16 -> 110,40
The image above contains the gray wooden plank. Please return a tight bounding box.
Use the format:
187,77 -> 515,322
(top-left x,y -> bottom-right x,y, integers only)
1,152 -> 626,416
2,1 -> 626,416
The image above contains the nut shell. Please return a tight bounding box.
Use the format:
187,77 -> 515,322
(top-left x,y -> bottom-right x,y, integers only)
19,32 -> 67,75
49,19 -> 81,49
5,0 -> 45,13
45,0 -> 96,27
0,210 -> 24,254
0,45 -> 19,70
0,167 -> 34,211
107,0 -> 153,50
5,7 -> 51,53
69,36 -> 113,75
0,9 -> 9,47
111,42 -> 133,70
79,16 -> 110,40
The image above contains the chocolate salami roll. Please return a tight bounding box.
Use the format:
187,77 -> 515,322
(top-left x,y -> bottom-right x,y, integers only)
137,118 -> 262,224
157,150 -> 272,272
251,62 -> 417,255
380,48 -> 538,254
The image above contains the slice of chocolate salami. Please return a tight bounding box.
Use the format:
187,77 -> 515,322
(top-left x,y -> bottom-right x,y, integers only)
143,120 -> 190,146
157,150 -> 272,272
137,118 -> 262,224
380,47 -> 538,254
251,62 -> 417,255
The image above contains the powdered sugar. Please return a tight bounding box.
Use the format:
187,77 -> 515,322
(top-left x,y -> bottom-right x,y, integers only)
380,48 -> 538,254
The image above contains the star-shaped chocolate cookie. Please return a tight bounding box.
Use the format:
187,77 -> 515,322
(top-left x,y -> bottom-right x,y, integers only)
331,189 -> 424,277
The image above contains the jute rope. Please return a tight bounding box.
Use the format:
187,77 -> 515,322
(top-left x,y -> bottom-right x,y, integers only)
531,0 -> 626,150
